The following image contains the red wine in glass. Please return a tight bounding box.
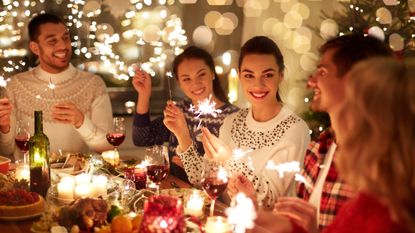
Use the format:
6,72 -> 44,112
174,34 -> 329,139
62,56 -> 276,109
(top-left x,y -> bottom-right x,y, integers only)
125,167 -> 147,190
15,136 -> 30,153
147,164 -> 169,183
106,132 -> 125,147
201,177 -> 228,200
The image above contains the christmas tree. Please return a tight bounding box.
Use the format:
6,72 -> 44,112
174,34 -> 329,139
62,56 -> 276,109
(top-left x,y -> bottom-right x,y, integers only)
320,0 -> 415,59
305,0 -> 415,139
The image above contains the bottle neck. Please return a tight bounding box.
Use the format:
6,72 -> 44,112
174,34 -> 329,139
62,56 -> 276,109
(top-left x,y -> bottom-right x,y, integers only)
34,110 -> 43,134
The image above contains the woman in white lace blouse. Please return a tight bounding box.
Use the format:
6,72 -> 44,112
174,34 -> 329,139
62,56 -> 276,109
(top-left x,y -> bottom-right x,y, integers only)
177,36 -> 310,208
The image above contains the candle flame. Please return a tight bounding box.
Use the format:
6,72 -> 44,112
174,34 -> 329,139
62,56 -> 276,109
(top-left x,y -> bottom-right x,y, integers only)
226,192 -> 257,233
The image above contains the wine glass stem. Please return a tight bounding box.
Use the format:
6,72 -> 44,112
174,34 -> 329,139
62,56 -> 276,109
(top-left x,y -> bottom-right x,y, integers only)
210,199 -> 215,216
156,183 -> 160,195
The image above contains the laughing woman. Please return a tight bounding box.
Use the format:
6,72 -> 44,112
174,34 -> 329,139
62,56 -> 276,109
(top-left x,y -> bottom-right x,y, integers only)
132,46 -> 239,182
177,36 -> 310,208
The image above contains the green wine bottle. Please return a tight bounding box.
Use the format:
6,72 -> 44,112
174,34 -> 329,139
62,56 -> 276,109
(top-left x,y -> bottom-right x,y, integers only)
29,110 -> 50,197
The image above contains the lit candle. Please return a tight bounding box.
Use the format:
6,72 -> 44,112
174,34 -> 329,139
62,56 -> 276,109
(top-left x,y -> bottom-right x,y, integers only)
91,175 -> 108,198
228,68 -> 238,103
101,150 -> 120,166
184,190 -> 204,217
15,164 -> 30,181
74,184 -> 91,198
58,177 -> 75,200
75,173 -> 91,185
205,216 -> 232,233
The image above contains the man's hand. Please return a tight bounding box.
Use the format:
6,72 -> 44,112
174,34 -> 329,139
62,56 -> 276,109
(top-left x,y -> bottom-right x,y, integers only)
274,197 -> 318,233
52,102 -> 84,128
0,98 -> 12,133
201,127 -> 231,161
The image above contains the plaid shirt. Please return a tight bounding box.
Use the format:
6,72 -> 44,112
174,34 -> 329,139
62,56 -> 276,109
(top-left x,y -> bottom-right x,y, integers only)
297,129 -> 355,230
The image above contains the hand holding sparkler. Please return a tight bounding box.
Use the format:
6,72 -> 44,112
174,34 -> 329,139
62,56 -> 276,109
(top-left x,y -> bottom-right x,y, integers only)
131,65 -> 152,99
0,98 -> 12,134
274,197 -> 318,233
227,173 -> 256,204
201,127 -> 231,161
163,100 -> 192,151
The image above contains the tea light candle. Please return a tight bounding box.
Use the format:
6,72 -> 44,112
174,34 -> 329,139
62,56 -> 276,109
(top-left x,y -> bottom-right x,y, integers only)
184,190 -> 204,217
91,175 -> 108,198
205,216 -> 232,233
75,184 -> 91,198
101,150 -> 120,166
15,164 -> 30,181
75,173 -> 91,185
58,177 -> 75,200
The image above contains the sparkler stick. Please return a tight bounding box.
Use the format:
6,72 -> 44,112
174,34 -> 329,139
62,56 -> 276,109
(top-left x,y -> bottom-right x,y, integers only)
166,71 -> 173,100
48,77 -> 56,98
294,173 -> 314,191
189,94 -> 222,129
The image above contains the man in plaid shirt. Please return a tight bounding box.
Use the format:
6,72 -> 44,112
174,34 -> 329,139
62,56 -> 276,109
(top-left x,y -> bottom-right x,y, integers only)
275,34 -> 394,231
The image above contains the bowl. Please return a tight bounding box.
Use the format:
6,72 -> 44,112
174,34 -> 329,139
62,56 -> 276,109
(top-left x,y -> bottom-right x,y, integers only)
50,163 -> 75,183
0,156 -> 11,174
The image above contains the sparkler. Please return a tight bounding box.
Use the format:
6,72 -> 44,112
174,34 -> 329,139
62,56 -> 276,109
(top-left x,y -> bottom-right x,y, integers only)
226,192 -> 257,233
166,71 -> 173,100
232,148 -> 253,160
48,77 -> 56,98
189,94 -> 223,129
294,173 -> 314,191
0,75 -> 10,98
266,161 -> 301,178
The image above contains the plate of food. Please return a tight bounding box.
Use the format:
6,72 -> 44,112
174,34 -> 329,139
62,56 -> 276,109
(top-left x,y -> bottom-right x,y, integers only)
0,189 -> 45,221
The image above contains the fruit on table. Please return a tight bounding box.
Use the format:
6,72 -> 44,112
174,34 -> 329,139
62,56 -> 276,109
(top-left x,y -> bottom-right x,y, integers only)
111,215 -> 133,233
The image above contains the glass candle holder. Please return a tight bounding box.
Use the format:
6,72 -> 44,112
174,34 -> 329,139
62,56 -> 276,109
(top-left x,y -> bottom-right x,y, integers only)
124,167 -> 147,190
139,195 -> 185,233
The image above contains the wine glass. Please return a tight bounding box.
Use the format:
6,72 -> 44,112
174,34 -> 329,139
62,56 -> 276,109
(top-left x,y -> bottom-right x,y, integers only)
201,158 -> 228,216
106,117 -> 126,163
145,145 -> 170,194
15,120 -> 30,163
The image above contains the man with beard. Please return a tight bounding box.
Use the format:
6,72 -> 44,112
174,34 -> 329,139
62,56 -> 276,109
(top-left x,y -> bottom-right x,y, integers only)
0,13 -> 113,159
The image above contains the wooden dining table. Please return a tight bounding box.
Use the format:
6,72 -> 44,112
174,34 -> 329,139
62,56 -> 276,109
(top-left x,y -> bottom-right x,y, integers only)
0,175 -> 226,233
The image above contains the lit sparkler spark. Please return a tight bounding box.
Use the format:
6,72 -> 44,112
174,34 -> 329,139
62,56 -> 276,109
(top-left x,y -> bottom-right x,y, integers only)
294,173 -> 314,191
266,161 -> 300,178
218,166 -> 228,183
166,71 -> 173,100
48,78 -> 56,97
232,148 -> 253,160
0,76 -> 10,88
226,192 -> 257,233
189,94 -> 222,129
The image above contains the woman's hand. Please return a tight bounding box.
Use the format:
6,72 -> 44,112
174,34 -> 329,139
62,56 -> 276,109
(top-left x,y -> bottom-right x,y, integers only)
132,67 -> 152,100
163,101 -> 192,151
227,173 -> 256,203
201,127 -> 231,161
